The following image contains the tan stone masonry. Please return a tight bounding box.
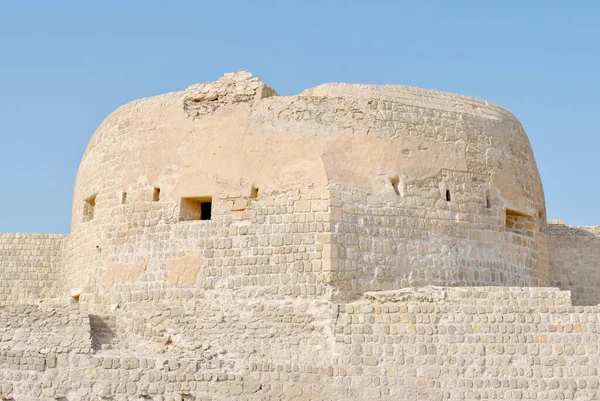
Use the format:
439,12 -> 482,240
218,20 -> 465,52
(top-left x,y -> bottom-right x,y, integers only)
0,71 -> 598,400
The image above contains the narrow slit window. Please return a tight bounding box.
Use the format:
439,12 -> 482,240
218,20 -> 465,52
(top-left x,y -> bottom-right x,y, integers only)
180,197 -> 212,221
485,191 -> 491,209
83,194 -> 97,222
153,187 -> 160,202
445,189 -> 451,202
390,178 -> 400,196
121,192 -> 127,204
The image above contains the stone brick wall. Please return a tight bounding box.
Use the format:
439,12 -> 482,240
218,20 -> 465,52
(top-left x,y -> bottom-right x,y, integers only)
0,303 -> 92,398
3,286 -> 600,400
330,173 -> 548,300
331,286 -> 600,400
0,290 -> 336,400
4,72 -> 595,400
548,223 -> 600,305
0,233 -> 66,306
64,71 -> 549,308
64,187 -> 333,310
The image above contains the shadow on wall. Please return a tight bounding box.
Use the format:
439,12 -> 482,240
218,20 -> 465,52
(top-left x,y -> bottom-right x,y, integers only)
548,223 -> 600,306
89,314 -> 117,352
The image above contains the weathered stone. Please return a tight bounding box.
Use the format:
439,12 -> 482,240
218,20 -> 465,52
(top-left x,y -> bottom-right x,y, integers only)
0,71 -> 599,400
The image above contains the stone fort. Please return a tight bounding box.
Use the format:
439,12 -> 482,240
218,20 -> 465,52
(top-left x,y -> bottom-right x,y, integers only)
1,71 -> 599,400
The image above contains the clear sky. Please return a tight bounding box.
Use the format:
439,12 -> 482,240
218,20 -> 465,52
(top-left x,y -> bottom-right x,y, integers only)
0,1 -> 598,233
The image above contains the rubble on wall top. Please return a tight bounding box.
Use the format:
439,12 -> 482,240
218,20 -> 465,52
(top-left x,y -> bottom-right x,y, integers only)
183,70 -> 278,118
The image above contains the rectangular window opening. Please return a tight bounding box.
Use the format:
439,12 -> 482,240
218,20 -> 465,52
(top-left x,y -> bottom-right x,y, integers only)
121,192 -> 127,204
250,187 -> 259,199
485,191 -> 491,209
153,187 -> 160,202
505,209 -> 534,237
180,197 -> 212,221
445,189 -> 451,202
83,194 -> 97,222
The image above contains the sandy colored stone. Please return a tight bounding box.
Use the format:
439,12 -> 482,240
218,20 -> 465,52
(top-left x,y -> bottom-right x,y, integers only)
101,256 -> 149,289
0,71 -> 599,400
165,252 -> 204,285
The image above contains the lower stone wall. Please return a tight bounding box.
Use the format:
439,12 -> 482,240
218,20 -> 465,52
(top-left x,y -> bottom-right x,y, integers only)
0,233 -> 66,306
1,291 -> 337,400
3,287 -> 600,400
333,286 -> 600,400
0,303 -> 92,398
548,223 -> 600,305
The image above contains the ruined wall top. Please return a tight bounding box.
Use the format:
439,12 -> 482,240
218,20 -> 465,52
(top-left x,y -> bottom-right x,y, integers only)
75,71 -> 543,214
183,70 -> 278,118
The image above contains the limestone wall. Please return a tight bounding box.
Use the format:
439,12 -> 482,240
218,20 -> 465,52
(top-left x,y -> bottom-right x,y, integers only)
548,223 -> 600,306
331,286 -> 600,400
64,187 -> 333,310
63,72 -> 549,305
330,173 -> 548,300
5,72 -> 592,400
3,287 -> 600,400
0,304 -> 92,399
0,233 -> 66,305
0,290 -> 336,400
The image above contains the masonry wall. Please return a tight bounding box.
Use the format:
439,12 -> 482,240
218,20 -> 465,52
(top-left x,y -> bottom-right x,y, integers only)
330,172 -> 548,300
63,185 -> 334,311
64,71 -> 550,307
548,223 -> 600,306
1,292 -> 337,400
0,233 -> 66,306
3,287 -> 600,400
331,286 -> 600,400
0,304 -> 92,399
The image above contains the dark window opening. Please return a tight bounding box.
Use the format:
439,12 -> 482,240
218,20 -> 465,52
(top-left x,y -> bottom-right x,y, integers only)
446,189 -> 451,202
201,201 -> 212,220
83,194 -> 97,222
485,191 -> 491,209
250,187 -> 259,199
153,187 -> 160,202
180,197 -> 212,221
72,294 -> 80,303
121,192 -> 127,204
390,177 -> 400,196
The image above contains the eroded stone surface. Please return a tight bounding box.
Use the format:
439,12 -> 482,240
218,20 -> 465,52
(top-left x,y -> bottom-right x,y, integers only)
165,252 -> 204,285
2,287 -> 600,400
1,71 -> 599,400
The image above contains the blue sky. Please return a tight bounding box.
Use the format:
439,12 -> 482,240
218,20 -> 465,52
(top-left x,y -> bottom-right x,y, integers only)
0,1 -> 598,233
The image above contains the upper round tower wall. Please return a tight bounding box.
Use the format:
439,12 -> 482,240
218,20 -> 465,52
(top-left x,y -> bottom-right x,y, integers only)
65,72 -> 548,306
